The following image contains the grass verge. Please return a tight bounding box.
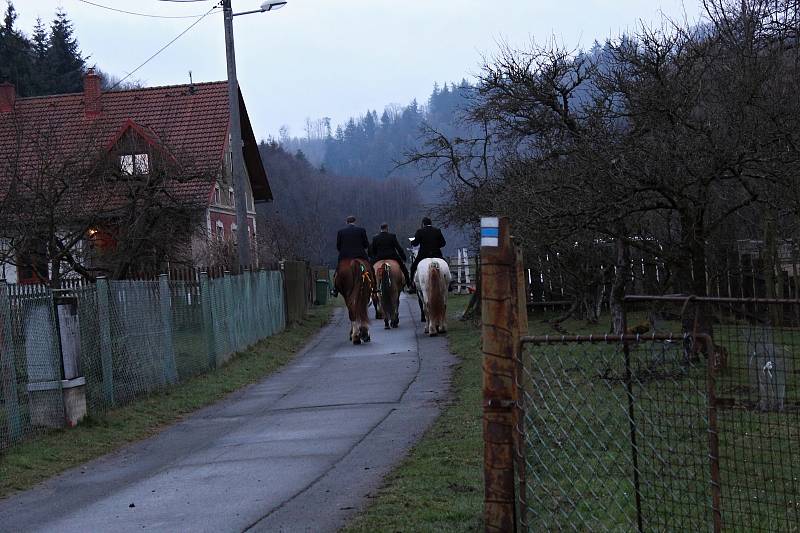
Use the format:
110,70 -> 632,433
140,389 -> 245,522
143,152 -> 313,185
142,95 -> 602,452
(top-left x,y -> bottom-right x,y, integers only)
0,301 -> 336,498
343,295 -> 484,532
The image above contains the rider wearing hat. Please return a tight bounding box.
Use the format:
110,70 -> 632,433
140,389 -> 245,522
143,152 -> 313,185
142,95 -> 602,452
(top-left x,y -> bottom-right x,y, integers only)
331,215 -> 370,298
409,216 -> 446,288
370,223 -> 411,288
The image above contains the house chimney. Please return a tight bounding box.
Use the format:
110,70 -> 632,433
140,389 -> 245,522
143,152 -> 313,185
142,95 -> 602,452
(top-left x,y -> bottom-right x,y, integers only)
0,82 -> 15,113
83,68 -> 102,118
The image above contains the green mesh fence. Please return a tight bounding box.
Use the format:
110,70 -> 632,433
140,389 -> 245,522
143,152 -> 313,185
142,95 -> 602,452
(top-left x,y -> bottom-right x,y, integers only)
0,270 -> 286,450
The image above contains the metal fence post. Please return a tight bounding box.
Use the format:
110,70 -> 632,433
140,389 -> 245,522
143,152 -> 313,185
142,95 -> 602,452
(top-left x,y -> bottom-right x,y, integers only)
0,281 -> 22,441
199,272 -> 217,370
96,277 -> 114,406
159,274 -> 178,384
481,216 -> 518,532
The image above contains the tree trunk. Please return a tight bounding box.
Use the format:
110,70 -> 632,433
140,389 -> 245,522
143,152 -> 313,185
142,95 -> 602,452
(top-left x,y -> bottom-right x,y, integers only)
610,237 -> 630,335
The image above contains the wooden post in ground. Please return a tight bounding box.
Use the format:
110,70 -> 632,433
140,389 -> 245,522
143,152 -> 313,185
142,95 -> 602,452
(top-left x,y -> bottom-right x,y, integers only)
481,216 -> 518,532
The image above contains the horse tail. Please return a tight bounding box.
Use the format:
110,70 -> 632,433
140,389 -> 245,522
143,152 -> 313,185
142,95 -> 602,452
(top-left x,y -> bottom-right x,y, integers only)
427,260 -> 444,324
381,263 -> 392,293
351,260 -> 371,324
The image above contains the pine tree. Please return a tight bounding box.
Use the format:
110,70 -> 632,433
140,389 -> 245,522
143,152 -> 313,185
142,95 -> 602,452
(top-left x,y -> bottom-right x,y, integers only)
29,17 -> 49,94
44,8 -> 84,94
0,2 -> 34,95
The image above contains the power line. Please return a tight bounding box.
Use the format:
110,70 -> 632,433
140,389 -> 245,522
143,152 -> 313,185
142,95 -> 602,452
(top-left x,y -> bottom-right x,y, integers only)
156,0 -> 217,3
106,5 -> 218,92
78,0 -> 216,19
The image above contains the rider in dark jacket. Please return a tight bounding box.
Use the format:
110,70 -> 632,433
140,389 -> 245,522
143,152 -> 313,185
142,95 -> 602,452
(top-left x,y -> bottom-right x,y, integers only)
409,217 -> 446,286
331,215 -> 370,297
370,223 -> 411,287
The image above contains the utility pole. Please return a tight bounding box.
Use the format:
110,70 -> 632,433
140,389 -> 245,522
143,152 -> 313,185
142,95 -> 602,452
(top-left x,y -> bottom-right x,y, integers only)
222,0 -> 251,269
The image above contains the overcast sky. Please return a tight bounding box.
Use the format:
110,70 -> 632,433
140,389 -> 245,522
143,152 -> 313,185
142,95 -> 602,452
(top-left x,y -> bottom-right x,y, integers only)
16,0 -> 704,140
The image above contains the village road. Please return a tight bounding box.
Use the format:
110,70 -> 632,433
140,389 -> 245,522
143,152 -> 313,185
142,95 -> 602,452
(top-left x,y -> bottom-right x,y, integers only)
0,295 -> 455,533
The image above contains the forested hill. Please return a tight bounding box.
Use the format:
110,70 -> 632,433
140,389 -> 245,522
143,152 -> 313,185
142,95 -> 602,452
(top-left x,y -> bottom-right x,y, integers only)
279,80 -> 475,182
256,141 -> 422,266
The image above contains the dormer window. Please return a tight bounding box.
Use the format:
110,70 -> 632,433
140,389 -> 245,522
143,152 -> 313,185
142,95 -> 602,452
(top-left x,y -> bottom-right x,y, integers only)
214,184 -> 221,205
120,153 -> 149,176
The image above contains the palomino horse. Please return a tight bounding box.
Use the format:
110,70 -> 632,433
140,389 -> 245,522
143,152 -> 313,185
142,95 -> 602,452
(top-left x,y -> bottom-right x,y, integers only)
414,258 -> 451,336
373,259 -> 405,329
335,258 -> 376,344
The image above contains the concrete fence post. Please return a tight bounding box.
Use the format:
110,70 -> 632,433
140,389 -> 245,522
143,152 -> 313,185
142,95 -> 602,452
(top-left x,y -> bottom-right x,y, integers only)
0,281 -> 22,440
481,216 -> 519,532
95,277 -> 115,406
158,274 -> 178,385
200,272 -> 217,370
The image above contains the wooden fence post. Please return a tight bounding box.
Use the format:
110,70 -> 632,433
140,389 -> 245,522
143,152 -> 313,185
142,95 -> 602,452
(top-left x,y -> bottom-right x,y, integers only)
0,281 -> 22,441
158,274 -> 178,385
199,271 -> 217,369
96,277 -> 114,406
481,216 -> 518,532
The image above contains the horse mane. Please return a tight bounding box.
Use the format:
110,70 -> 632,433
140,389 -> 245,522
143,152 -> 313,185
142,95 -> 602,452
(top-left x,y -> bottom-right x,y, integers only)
427,260 -> 445,324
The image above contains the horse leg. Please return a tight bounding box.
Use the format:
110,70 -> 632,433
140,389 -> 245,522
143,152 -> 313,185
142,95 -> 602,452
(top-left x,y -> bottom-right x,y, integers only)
418,294 -> 426,322
352,321 -> 361,345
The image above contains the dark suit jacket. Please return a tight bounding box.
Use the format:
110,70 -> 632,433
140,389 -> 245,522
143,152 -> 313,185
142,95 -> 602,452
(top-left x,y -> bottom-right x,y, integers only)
411,226 -> 446,260
370,232 -> 407,263
336,225 -> 370,261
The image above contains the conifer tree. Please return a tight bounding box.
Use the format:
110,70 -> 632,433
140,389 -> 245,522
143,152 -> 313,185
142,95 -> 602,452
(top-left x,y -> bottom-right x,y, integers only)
0,2 -> 34,95
44,8 -> 84,94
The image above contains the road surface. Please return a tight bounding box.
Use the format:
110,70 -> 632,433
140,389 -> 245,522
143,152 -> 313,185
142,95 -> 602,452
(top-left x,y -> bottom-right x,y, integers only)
0,296 -> 454,532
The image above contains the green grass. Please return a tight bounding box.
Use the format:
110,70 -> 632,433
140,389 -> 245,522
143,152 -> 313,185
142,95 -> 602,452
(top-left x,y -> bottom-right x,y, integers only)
521,310 -> 800,532
0,301 -> 337,498
344,295 -> 484,533
344,305 -> 800,532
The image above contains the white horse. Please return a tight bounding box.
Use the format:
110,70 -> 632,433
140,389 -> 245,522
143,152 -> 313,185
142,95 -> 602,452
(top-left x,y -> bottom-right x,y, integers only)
414,258 -> 451,336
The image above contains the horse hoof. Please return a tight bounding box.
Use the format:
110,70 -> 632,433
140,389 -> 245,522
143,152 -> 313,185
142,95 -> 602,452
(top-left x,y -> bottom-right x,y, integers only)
385,323 -> 391,330
363,335 -> 371,343
429,331 -> 438,337
353,337 -> 361,345
391,322 -> 399,328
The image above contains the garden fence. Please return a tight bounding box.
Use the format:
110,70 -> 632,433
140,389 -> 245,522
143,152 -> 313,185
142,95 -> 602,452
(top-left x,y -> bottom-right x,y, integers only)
481,217 -> 800,532
0,269 -> 285,450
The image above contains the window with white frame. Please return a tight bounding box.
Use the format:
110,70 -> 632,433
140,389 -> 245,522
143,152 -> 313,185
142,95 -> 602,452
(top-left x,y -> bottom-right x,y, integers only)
215,220 -> 224,240
231,224 -> 238,243
120,153 -> 149,176
214,184 -> 221,205
229,187 -> 235,208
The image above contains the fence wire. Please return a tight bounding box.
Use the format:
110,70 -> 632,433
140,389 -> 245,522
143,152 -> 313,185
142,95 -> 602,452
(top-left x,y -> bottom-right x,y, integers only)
1,270 -> 286,450
517,298 -> 800,532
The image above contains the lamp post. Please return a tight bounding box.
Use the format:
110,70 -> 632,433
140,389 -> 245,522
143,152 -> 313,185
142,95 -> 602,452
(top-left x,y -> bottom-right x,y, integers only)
222,0 -> 287,269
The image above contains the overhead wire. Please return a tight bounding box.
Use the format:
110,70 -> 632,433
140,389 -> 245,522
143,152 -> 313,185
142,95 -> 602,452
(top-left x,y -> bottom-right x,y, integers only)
105,5 -> 219,92
77,0 -> 216,19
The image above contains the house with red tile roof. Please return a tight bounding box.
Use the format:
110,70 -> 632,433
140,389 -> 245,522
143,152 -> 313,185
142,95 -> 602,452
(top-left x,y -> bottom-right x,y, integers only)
0,70 -> 272,283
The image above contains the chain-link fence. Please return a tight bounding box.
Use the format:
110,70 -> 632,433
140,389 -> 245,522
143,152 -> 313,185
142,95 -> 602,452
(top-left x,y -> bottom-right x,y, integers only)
516,298 -> 800,532
1,269 -> 286,450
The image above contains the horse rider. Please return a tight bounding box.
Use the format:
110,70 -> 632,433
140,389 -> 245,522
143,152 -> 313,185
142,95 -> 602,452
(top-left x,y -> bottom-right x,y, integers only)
370,222 -> 412,288
409,216 -> 447,289
331,215 -> 371,298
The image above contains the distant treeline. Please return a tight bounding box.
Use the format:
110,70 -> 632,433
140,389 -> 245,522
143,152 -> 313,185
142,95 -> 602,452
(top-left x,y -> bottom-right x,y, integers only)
256,141 -> 423,267
279,80 -> 475,181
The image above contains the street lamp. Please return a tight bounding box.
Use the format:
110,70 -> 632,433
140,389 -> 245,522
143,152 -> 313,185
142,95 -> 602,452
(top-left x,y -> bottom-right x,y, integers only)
222,0 -> 287,269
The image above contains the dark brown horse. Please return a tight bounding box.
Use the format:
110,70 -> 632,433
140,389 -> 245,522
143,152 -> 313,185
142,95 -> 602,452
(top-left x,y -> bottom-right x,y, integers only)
335,258 -> 376,344
373,259 -> 405,329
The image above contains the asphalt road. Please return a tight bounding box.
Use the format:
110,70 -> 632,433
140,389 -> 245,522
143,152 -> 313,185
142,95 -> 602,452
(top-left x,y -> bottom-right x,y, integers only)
0,295 -> 455,533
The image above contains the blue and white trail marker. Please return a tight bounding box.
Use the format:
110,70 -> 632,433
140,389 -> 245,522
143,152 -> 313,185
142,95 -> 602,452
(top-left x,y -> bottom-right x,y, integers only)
481,217 -> 500,247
